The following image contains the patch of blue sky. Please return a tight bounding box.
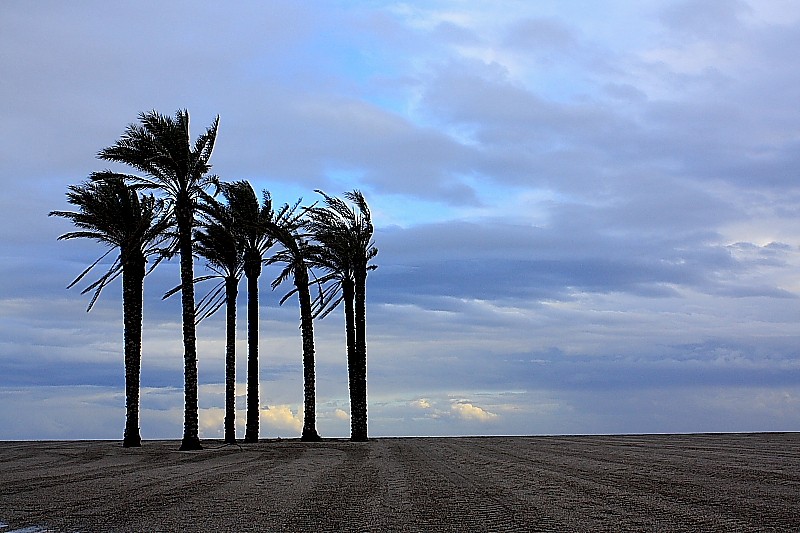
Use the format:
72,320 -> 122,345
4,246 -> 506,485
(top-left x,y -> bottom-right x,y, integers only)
246,178 -> 315,208
304,31 -> 415,117
247,169 -> 395,222
322,168 -> 367,191
316,167 -> 547,227
304,168 -> 449,227
371,194 -> 464,228
230,23 -> 380,99
303,166 -> 568,227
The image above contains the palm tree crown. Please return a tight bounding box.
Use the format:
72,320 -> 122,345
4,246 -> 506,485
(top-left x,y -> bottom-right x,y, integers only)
305,190 -> 378,317
98,110 -> 218,200
50,177 -> 170,308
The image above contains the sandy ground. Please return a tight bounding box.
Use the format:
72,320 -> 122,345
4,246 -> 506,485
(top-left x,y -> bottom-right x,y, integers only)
0,433 -> 798,532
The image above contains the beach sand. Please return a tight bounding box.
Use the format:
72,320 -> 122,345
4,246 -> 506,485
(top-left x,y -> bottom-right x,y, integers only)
1,433 -> 798,532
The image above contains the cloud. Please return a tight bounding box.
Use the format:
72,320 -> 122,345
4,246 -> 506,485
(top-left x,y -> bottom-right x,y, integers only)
411,398 -> 432,409
450,402 -> 498,422
199,407 -> 226,438
504,17 -> 578,52
408,396 -> 500,424
659,0 -> 751,39
260,405 -> 303,435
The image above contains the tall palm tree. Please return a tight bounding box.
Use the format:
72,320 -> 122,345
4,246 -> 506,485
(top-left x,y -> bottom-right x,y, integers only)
165,190 -> 243,444
219,180 -> 277,443
267,200 -> 322,442
305,190 -> 377,441
50,177 -> 170,447
98,109 -> 219,451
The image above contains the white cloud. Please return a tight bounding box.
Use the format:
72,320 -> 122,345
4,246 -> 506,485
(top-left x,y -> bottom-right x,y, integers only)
450,401 -> 498,422
260,405 -> 303,435
199,407 -> 226,438
411,398 -> 432,409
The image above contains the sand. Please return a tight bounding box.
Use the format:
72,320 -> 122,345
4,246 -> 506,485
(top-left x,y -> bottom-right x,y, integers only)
0,433 -> 798,532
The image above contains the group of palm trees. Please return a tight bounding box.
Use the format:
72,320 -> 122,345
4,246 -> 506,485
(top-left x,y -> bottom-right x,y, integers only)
50,109 -> 377,450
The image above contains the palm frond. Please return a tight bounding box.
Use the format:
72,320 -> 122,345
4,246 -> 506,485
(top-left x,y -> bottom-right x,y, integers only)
81,258 -> 123,312
64,248 -> 116,290
195,279 -> 228,323
163,275 -> 218,300
271,262 -> 294,291
52,177 -> 172,311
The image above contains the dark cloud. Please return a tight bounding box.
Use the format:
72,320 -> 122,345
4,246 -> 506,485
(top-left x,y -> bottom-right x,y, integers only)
369,211 -> 797,309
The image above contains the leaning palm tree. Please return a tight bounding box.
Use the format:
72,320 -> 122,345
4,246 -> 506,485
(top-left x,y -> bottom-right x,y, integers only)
165,190 -> 243,444
267,200 -> 322,441
305,190 -> 377,441
50,176 -> 170,447
98,109 -> 219,450
219,180 -> 277,443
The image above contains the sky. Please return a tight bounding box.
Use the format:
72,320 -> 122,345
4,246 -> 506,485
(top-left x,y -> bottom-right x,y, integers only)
1,0 -> 800,440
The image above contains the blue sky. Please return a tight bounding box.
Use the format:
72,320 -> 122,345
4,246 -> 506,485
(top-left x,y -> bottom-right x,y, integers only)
1,0 -> 800,440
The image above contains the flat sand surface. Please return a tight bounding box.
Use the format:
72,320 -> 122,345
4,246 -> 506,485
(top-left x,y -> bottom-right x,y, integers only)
1,433 -> 798,532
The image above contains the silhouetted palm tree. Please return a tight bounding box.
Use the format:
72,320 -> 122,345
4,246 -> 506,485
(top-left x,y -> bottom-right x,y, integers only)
267,200 -> 322,441
98,109 -> 219,450
305,190 -> 377,441
219,180 -> 277,443
165,190 -> 243,444
50,177 -> 170,447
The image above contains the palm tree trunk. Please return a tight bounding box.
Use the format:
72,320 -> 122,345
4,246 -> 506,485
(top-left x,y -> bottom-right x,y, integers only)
122,254 -> 145,447
342,278 -> 359,440
298,265 -> 321,441
244,258 -> 261,443
177,202 -> 202,451
224,277 -> 238,444
352,270 -> 368,441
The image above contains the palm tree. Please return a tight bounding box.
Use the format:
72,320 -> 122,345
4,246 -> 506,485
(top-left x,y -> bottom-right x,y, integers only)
98,109 -> 219,451
165,190 -> 243,444
50,177 -> 170,447
219,181 -> 277,443
267,200 -> 322,441
305,190 -> 377,441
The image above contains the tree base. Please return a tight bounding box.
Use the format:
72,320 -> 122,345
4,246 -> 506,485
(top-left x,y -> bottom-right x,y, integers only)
243,435 -> 259,444
179,436 -> 203,451
122,435 -> 142,448
350,435 -> 368,442
301,428 -> 322,442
